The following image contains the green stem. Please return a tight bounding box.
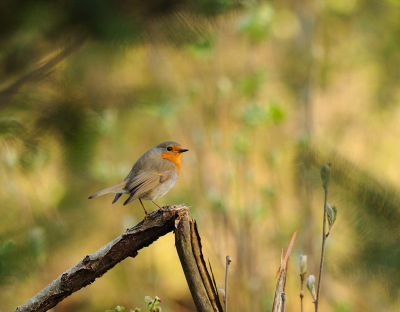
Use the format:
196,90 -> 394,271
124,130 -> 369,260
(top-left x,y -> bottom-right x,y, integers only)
224,256 -> 231,312
300,274 -> 304,312
315,187 -> 328,312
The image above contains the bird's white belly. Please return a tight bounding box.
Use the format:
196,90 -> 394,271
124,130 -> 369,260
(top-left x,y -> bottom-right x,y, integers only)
141,172 -> 178,201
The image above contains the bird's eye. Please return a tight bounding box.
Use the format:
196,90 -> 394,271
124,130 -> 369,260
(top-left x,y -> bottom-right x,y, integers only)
167,146 -> 173,151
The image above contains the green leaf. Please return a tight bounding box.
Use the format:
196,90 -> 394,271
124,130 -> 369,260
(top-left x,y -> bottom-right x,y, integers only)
268,100 -> 286,124
0,240 -> 17,256
332,204 -> 338,225
237,4 -> 274,42
0,117 -> 24,138
240,100 -> 286,127
238,71 -> 266,98
186,36 -> 215,59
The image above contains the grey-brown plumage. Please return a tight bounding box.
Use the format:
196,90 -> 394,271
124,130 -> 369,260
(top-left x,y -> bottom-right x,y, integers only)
88,141 -> 188,214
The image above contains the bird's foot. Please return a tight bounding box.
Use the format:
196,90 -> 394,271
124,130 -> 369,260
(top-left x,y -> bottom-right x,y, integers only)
156,204 -> 170,212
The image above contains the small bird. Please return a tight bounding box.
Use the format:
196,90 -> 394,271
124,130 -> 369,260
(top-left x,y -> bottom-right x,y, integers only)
88,141 -> 189,214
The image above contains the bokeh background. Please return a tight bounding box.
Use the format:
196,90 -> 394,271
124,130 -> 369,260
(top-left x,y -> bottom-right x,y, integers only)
1,0 -> 400,311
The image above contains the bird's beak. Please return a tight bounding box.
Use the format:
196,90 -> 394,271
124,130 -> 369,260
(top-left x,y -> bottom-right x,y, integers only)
178,148 -> 189,153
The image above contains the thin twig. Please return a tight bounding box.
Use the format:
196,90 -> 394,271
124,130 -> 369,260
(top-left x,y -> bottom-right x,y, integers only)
224,255 -> 232,312
300,273 -> 305,312
315,186 -> 328,312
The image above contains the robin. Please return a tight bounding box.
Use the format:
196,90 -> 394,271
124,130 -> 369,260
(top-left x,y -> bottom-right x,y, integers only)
88,141 -> 189,214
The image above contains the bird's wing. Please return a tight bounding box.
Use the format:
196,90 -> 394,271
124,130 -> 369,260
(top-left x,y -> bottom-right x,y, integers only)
123,167 -> 176,205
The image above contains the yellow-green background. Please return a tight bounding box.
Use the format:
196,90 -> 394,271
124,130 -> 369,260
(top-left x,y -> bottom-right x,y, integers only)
1,0 -> 400,311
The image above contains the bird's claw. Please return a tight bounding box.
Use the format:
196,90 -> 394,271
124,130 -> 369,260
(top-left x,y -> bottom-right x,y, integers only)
160,205 -> 171,211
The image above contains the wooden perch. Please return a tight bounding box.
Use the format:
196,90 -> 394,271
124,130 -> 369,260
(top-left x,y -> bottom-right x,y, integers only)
15,205 -> 188,312
272,231 -> 297,312
175,213 -> 223,312
191,220 -> 224,312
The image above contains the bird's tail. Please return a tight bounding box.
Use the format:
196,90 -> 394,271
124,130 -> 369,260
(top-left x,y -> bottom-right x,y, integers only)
88,181 -> 127,199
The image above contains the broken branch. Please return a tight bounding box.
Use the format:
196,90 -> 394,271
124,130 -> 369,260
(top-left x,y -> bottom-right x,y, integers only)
15,205 -> 187,312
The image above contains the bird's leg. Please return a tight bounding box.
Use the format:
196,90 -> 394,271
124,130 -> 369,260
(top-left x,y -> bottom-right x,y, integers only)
139,198 -> 149,215
151,200 -> 163,209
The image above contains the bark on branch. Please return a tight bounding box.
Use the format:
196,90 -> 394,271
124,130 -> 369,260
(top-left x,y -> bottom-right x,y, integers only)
15,205 -> 188,312
175,212 -> 223,312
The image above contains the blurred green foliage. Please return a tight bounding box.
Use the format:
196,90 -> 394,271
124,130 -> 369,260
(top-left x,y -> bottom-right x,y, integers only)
333,301 -> 352,312
106,306 -> 126,312
240,100 -> 286,126
239,71 -> 266,98
106,295 -> 162,312
238,4 -> 274,42
1,0 -> 400,312
0,240 -> 17,282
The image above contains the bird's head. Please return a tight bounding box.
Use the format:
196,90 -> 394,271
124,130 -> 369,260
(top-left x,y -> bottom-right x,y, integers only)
156,141 -> 189,173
